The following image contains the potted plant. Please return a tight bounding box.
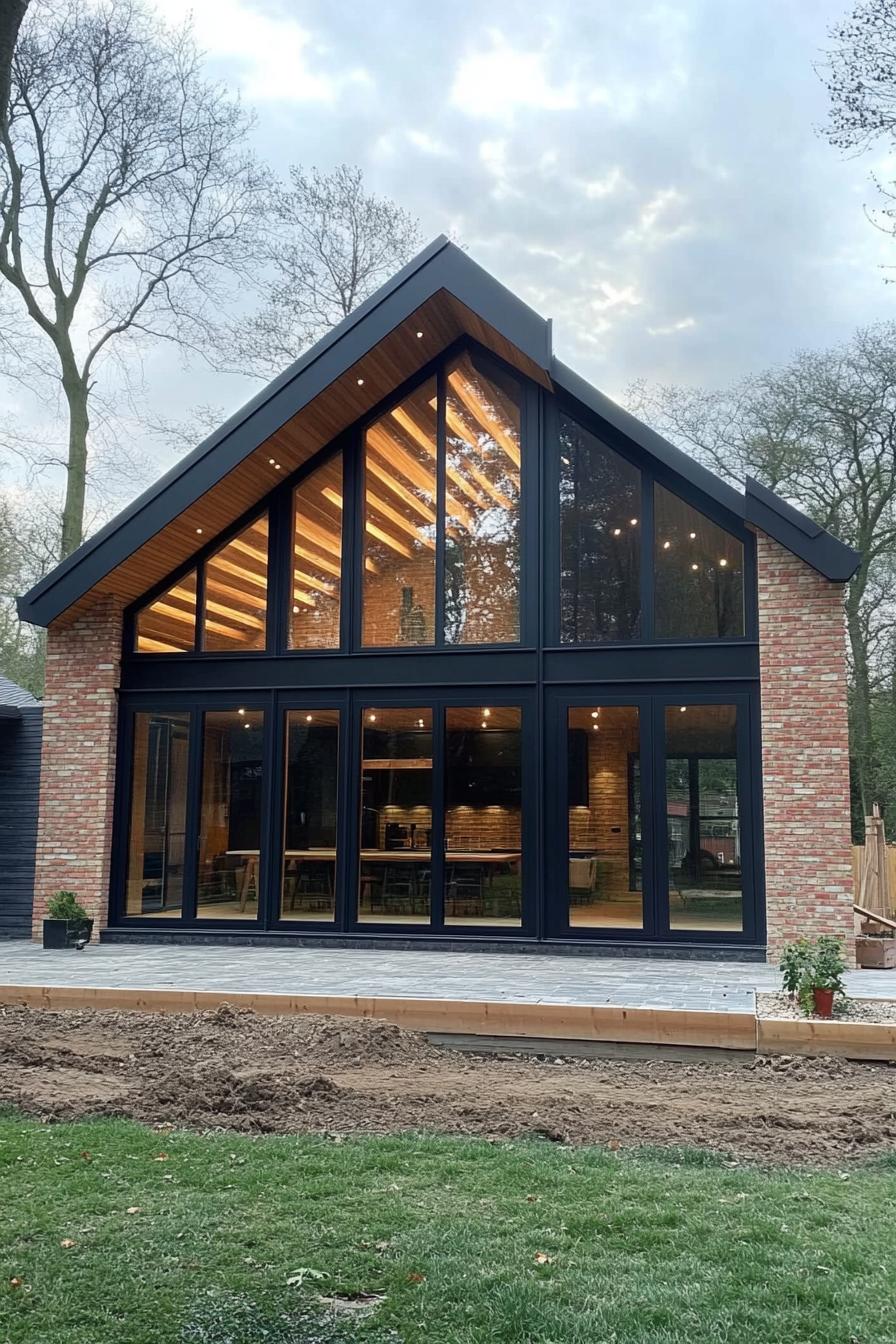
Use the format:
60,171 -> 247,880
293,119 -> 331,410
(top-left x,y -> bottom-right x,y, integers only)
42,890 -> 93,950
779,934 -> 847,1018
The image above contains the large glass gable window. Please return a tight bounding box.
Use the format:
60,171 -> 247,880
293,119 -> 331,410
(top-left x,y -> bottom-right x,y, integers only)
654,486 -> 744,639
362,380 -> 438,647
290,454 -> 343,650
362,355 -> 523,649
444,353 -> 521,645
135,572 -> 197,653
134,514 -> 270,655
203,516 -> 268,652
559,414 -> 641,643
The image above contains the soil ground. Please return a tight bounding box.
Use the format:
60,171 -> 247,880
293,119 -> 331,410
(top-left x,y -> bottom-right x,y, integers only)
1,1003 -> 895,1165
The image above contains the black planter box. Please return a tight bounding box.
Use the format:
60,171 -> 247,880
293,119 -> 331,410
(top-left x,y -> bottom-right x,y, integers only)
42,918 -> 94,949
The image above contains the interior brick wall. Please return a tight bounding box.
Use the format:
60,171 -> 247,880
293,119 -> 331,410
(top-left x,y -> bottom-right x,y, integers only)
568,709 -> 638,899
757,532 -> 855,964
31,596 -> 122,937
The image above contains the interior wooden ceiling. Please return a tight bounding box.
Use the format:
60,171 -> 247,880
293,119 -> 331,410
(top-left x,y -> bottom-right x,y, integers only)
71,289 -> 552,624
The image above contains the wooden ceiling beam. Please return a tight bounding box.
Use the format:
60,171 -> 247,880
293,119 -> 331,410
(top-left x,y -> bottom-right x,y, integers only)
448,369 -> 521,468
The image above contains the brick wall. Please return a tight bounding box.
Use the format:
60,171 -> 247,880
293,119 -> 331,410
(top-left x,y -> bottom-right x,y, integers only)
31,596 -> 122,937
568,707 -> 638,900
757,532 -> 854,964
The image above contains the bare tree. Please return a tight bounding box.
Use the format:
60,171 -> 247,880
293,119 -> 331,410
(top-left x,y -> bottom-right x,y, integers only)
819,0 -> 896,250
0,0 -> 268,558
230,164 -> 422,379
629,324 -> 896,829
0,0 -> 28,127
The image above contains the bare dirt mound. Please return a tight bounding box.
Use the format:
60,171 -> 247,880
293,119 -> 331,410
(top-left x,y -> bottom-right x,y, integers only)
1,1003 -> 895,1165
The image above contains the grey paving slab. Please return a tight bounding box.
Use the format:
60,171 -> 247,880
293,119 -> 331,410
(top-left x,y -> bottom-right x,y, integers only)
0,940 -> 894,1013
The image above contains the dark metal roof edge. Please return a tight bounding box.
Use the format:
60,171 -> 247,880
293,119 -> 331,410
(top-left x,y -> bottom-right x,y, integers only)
744,478 -> 861,582
18,237 -> 552,627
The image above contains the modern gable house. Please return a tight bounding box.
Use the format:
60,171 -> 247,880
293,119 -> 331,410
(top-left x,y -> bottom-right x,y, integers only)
17,238 -> 860,962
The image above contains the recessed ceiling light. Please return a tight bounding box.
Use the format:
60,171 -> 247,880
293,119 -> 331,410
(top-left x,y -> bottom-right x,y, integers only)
368,713 -> 377,722
305,714 -> 313,722
483,708 -> 491,718
238,708 -> 245,716
243,722 -> 251,729
357,377 -> 365,386
612,527 -> 622,536
196,527 -> 203,535
592,723 -> 599,731
416,330 -> 423,339
292,605 -> 299,614
591,710 -> 599,718
689,531 -> 696,540
719,558 -> 728,567
269,458 -> 275,465
630,518 -> 638,526
662,540 -> 670,549
680,706 -> 687,713
481,720 -> 487,728
691,563 -> 699,571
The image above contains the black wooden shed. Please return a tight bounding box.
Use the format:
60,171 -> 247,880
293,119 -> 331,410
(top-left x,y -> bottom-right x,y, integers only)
0,675 -> 42,939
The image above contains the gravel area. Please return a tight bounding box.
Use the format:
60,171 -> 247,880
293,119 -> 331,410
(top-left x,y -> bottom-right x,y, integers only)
758,992 -> 896,1024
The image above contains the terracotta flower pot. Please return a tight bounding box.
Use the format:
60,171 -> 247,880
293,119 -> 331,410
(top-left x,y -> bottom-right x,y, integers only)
812,987 -> 835,1019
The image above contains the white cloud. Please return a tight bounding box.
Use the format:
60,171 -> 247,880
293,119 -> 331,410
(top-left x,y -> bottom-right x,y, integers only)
625,187 -> 694,247
581,167 -> 629,199
647,317 -> 697,336
450,32 -> 607,120
153,0 -> 370,103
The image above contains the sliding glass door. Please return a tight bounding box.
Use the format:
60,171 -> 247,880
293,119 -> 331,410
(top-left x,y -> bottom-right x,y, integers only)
347,692 -> 534,935
549,691 -> 757,943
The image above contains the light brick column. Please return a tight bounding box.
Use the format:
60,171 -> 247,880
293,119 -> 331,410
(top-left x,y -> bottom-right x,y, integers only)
756,533 -> 854,964
31,595 -> 123,938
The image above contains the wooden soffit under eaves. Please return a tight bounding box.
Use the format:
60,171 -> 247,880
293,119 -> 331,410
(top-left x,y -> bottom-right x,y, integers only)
62,290 -> 553,622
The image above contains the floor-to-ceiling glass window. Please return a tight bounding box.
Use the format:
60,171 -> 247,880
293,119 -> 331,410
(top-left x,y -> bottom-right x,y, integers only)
665,704 -> 742,932
566,705 -> 642,929
358,707 -> 433,923
203,517 -> 269,652
289,456 -> 343,649
444,706 -> 522,926
281,709 -> 340,920
559,416 -> 641,643
125,711 -> 191,915
196,709 -> 265,920
444,354 -> 522,645
362,382 -> 438,647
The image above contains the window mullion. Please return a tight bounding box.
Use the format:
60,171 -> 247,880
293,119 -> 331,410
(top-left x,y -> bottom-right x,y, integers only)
435,364 -> 446,648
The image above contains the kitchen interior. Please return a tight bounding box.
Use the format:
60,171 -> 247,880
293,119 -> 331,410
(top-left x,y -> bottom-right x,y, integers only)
359,705 -> 522,926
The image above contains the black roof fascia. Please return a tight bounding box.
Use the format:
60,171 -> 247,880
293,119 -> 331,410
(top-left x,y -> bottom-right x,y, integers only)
552,360 -> 860,583
18,238 -> 551,628
744,477 -> 860,582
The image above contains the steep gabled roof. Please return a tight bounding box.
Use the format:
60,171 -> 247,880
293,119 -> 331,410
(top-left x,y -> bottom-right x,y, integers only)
17,237 -> 859,628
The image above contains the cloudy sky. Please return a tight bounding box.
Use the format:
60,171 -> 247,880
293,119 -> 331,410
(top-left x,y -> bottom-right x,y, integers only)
8,0 -> 896,500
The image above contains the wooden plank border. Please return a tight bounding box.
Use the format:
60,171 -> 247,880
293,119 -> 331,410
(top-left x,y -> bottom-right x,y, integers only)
0,983 -> 758,1051
757,1015 -> 896,1061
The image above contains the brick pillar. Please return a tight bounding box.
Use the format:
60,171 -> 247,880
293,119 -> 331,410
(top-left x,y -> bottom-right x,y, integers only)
32,595 -> 123,938
756,533 -> 854,965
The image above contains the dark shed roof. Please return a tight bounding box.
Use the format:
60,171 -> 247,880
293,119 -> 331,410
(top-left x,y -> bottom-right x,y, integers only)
17,238 -> 860,627
0,675 -> 40,719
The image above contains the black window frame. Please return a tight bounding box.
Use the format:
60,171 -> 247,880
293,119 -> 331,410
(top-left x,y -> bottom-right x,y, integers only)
111,342 -> 765,953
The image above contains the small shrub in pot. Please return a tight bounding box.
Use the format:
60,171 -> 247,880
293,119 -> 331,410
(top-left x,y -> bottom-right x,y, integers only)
42,891 -> 93,950
779,934 -> 847,1018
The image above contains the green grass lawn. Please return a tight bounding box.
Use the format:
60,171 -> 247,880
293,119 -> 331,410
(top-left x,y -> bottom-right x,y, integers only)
1,1116 -> 894,1344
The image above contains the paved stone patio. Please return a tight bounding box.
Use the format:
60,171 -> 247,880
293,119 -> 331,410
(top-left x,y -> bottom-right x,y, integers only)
1,940 -> 894,1013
